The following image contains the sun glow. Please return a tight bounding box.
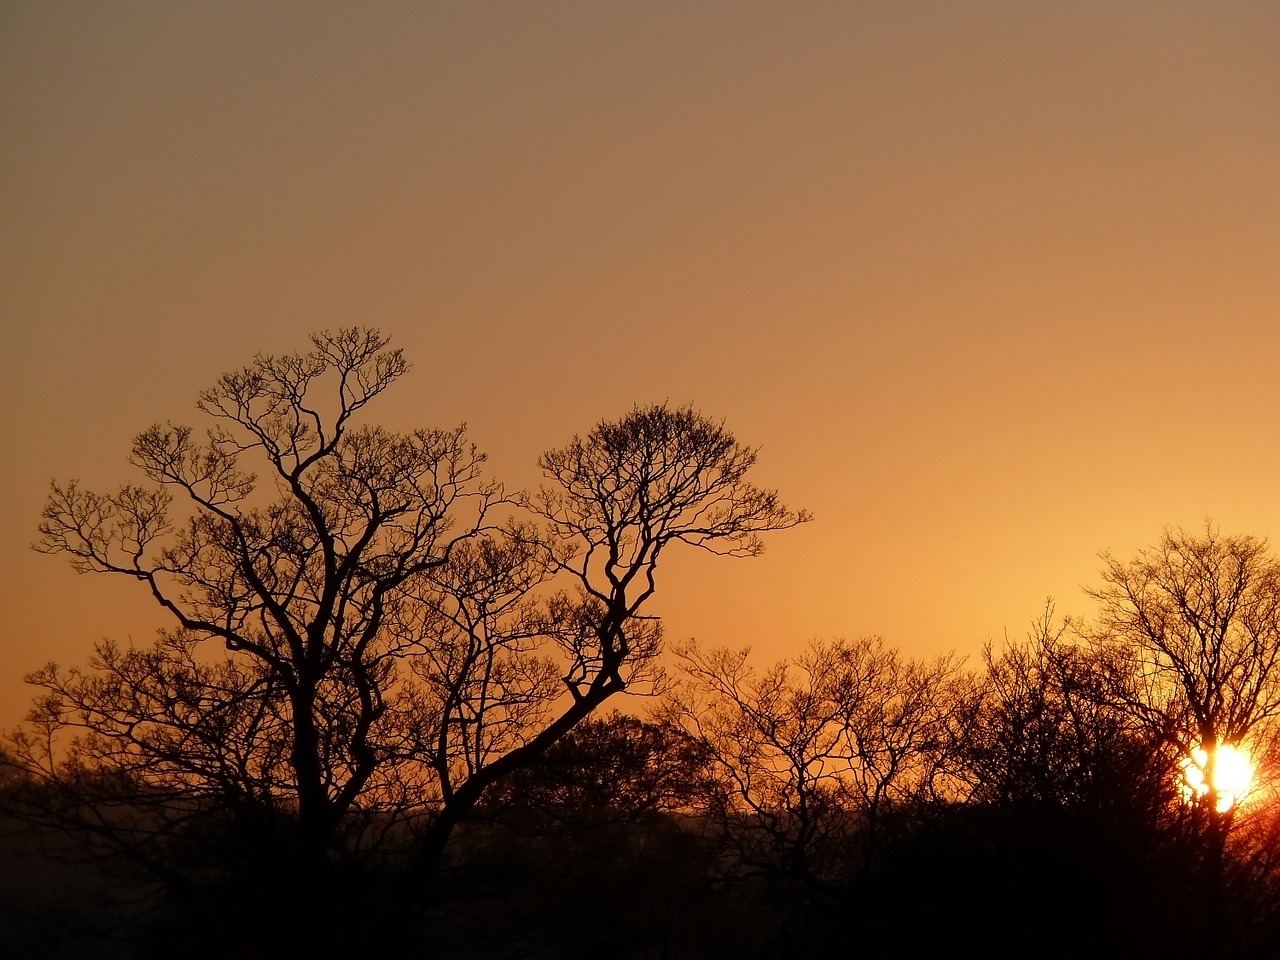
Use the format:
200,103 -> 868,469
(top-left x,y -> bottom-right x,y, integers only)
1181,743 -> 1255,813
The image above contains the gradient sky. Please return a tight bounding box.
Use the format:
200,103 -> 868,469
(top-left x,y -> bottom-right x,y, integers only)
3,1 -> 1279,730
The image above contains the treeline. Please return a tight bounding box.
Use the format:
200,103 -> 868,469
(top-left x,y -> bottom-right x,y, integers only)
8,623 -> 1280,959
5,330 -> 1280,958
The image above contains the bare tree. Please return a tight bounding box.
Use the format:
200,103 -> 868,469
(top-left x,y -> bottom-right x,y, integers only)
662,636 -> 968,887
21,330 -> 507,866
1083,524 -> 1280,952
964,604 -> 1175,817
405,402 -> 811,875
12,338 -> 809,948
484,711 -> 711,823
1086,524 -> 1280,813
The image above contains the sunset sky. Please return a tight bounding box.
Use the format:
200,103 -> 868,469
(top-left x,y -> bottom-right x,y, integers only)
3,1 -> 1279,729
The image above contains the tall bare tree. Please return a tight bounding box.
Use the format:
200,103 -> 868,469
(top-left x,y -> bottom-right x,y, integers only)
407,402 -> 811,874
1087,524 -> 1280,811
1084,523 -> 1280,952
11,333 -> 809,949
22,330 -> 507,862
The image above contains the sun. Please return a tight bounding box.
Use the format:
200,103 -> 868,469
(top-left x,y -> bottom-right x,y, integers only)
1181,743 -> 1255,813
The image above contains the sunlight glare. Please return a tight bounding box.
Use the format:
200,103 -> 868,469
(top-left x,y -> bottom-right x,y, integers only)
1181,743 -> 1255,813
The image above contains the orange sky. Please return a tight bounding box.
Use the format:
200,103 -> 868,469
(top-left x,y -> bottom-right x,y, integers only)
3,1 -> 1279,730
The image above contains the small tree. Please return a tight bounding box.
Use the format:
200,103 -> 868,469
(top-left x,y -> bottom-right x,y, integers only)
485,712 -> 711,824
965,604 -> 1173,816
663,636 -> 967,886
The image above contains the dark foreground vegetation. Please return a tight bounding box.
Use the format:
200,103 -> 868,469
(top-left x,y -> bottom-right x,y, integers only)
5,330 -> 1280,958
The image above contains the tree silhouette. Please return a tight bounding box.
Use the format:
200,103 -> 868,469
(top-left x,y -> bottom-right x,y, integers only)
662,636 -> 967,888
401,401 -> 810,881
10,330 -> 808,952
486,711 -> 711,823
1084,524 -> 1280,954
964,604 -> 1175,816
1087,524 -> 1280,802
